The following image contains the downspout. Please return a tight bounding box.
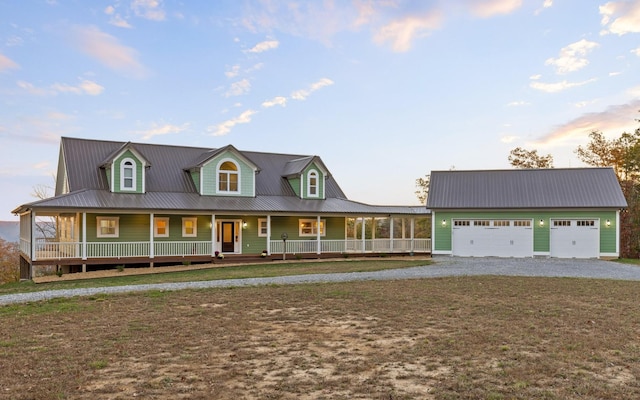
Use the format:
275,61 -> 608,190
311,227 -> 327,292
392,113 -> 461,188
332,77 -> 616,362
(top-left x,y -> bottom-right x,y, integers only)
316,215 -> 321,255
267,215 -> 271,255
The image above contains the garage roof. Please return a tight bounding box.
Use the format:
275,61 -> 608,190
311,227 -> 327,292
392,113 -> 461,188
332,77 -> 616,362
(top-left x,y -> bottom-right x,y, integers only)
427,168 -> 628,209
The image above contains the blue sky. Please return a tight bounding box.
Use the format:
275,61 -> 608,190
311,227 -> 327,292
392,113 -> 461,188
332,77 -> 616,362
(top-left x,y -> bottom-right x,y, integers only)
1,0 -> 640,220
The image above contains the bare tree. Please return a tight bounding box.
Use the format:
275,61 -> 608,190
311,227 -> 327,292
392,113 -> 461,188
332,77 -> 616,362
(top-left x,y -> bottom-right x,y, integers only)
31,178 -> 57,239
414,175 -> 430,204
508,147 -> 554,169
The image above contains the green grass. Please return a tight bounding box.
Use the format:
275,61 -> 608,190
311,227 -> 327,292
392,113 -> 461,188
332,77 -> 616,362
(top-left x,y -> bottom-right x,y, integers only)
0,259 -> 430,296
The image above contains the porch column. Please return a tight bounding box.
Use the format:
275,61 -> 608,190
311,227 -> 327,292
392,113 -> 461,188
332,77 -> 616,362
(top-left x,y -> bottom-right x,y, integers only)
267,215 -> 271,255
410,217 -> 415,255
31,211 -> 37,262
211,214 -> 216,256
82,212 -> 87,261
361,217 -> 365,253
316,215 -> 321,255
149,213 -> 154,263
390,217 -> 394,253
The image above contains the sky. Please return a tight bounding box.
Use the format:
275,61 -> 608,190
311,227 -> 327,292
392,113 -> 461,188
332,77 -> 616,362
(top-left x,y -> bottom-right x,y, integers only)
1,0 -> 640,221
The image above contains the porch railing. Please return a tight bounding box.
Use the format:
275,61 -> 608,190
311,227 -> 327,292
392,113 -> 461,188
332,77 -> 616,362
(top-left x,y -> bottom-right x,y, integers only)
31,238 -> 431,261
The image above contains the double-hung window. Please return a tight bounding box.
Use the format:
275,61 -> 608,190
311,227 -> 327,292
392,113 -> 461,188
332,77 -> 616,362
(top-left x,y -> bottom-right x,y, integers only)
97,217 -> 119,238
182,217 -> 197,237
120,158 -> 136,191
154,217 -> 170,237
307,170 -> 318,197
218,161 -> 239,193
299,219 -> 325,237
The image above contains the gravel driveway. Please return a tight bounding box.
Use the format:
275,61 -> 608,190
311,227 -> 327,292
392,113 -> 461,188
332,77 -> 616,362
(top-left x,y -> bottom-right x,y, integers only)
2,256 -> 639,306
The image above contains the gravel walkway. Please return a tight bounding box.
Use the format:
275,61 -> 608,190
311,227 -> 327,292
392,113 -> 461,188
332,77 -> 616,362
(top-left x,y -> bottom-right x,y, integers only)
2,256 -> 639,306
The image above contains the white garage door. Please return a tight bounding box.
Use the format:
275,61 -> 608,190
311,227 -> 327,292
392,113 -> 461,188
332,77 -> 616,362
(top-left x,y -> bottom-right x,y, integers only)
452,219 -> 533,257
550,219 -> 599,258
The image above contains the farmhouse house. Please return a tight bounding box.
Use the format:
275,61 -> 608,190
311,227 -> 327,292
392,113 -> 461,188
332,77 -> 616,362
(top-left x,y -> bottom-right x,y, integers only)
427,168 -> 627,259
13,137 -> 431,278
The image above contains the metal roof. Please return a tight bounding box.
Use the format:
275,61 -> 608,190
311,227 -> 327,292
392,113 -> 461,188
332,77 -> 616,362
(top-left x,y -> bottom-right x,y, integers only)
426,168 -> 628,209
17,190 -> 429,216
15,137 -> 428,216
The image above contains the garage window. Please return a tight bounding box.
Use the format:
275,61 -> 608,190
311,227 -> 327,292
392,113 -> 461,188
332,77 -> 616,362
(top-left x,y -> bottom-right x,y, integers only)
577,220 -> 595,226
494,220 -> 510,227
454,220 -> 470,226
554,220 -> 571,227
513,220 -> 531,227
474,220 -> 490,227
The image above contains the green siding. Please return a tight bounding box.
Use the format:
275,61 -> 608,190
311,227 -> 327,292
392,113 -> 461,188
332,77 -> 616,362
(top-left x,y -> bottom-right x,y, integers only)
190,171 -> 201,193
88,214 -> 150,242
113,149 -> 144,193
201,152 -> 255,196
269,216 -> 344,240
433,210 -> 619,255
153,215 -> 211,241
289,177 -> 301,197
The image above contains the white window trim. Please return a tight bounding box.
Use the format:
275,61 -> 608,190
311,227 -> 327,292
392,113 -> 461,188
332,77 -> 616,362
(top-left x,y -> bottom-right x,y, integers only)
307,169 -> 319,198
96,216 -> 119,238
258,218 -> 268,237
154,217 -> 170,238
216,158 -> 241,194
182,217 -> 198,237
299,218 -> 326,237
120,157 -> 137,192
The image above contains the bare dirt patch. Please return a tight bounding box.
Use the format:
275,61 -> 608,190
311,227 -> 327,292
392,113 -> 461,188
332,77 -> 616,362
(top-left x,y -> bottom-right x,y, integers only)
1,276 -> 639,399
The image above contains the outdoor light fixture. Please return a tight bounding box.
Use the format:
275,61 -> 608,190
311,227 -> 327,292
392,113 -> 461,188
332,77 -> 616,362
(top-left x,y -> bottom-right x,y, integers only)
441,219 -> 446,227
242,220 -> 247,229
539,219 -> 544,227
606,219 -> 611,227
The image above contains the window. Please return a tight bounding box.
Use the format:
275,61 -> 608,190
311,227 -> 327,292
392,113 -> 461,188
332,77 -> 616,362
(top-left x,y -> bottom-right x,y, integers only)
474,220 -> 490,226
182,217 -> 197,237
218,160 -> 239,193
493,220 -> 510,227
577,220 -> 595,227
454,220 -> 470,226
120,158 -> 136,191
154,217 -> 170,237
513,220 -> 531,227
553,220 -> 571,227
258,218 -> 268,237
299,219 -> 325,236
96,217 -> 119,238
307,170 -> 318,197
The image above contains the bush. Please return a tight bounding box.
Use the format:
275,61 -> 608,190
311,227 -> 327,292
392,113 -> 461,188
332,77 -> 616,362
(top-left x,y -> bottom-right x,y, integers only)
0,239 -> 19,284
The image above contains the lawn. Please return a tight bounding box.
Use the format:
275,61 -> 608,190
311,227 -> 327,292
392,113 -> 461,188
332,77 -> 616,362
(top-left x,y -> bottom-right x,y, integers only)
0,274 -> 638,399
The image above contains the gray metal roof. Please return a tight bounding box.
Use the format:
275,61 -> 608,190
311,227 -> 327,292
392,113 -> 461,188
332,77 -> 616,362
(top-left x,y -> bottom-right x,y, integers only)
426,168 -> 628,209
15,137 -> 428,216
18,189 -> 429,216
59,137 -> 346,197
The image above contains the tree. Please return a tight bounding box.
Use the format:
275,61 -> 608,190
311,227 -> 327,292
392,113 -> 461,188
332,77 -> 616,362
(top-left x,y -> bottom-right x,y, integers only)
0,238 -> 19,284
31,180 -> 56,239
508,147 -> 554,169
414,175 -> 430,204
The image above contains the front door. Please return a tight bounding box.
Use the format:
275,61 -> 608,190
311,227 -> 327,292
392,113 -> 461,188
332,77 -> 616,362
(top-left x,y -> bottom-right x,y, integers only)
221,221 -> 235,253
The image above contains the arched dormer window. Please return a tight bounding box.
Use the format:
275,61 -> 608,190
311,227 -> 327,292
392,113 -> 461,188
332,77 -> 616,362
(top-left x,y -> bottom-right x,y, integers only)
307,170 -> 319,197
120,158 -> 136,191
218,160 -> 239,193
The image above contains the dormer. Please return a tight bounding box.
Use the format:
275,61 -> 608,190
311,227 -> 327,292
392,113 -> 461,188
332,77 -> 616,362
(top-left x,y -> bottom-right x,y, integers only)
100,142 -> 151,194
186,145 -> 260,197
283,156 -> 330,200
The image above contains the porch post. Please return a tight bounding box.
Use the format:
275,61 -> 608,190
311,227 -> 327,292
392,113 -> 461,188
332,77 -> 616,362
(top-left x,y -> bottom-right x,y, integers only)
316,215 -> 321,255
410,217 -> 415,255
82,211 -> 87,262
31,211 -> 37,262
390,217 -> 394,253
267,215 -> 271,255
211,214 -> 216,256
361,217 -> 365,253
149,213 -> 154,262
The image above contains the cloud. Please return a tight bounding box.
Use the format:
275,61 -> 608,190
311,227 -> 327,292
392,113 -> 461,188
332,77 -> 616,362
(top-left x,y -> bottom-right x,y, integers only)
600,0 -> 640,35
224,79 -> 251,97
70,25 -> 148,78
134,122 -> 190,140
291,78 -> 334,100
262,96 -> 287,108
17,79 -> 104,96
225,65 -> 240,78
131,0 -> 166,21
545,39 -> 599,74
535,0 -> 553,15
633,47 -> 640,57
534,99 -> 640,145
208,109 -> 257,136
373,12 -> 443,52
467,0 -> 523,18
0,52 -> 19,72
246,40 -> 279,53
529,78 -> 596,93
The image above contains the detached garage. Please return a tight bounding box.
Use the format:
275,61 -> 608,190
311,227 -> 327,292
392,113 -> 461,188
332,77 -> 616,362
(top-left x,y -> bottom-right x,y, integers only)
427,168 -> 627,259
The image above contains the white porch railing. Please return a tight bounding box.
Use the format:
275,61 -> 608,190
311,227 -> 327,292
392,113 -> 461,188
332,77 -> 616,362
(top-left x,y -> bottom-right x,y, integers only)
31,238 -> 431,260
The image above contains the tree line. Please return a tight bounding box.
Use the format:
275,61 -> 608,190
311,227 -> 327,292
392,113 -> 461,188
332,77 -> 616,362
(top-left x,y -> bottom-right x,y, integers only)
416,117 -> 640,258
